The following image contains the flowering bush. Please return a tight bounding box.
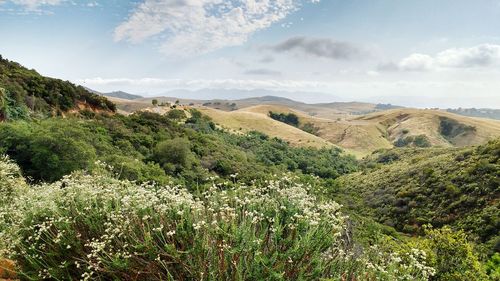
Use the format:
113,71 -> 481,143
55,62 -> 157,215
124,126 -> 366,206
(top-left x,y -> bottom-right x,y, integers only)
0,155 -> 26,201
0,159 -> 435,280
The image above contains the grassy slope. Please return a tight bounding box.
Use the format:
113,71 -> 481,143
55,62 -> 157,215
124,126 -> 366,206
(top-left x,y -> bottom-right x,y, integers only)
337,140 -> 500,252
356,109 -> 500,147
238,105 -> 500,157
198,107 -> 334,149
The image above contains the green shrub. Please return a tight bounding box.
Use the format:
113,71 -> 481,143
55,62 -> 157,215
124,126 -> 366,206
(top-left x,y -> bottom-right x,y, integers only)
422,227 -> 487,281
153,138 -> 193,172
166,109 -> 186,120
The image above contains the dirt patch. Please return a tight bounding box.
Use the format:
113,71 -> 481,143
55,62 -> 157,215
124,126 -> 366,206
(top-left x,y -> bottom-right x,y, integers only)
0,259 -> 17,280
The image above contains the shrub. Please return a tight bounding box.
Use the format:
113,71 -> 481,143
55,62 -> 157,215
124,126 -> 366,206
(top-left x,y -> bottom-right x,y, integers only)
0,156 -> 27,204
422,226 -> 487,281
166,109 -> 186,120
153,138 -> 193,172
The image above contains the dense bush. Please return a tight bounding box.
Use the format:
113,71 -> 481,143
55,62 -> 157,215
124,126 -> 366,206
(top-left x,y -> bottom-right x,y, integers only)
421,227 -> 487,281
0,111 -> 358,185
394,134 -> 431,148
338,140 -> 500,255
440,117 -> 477,141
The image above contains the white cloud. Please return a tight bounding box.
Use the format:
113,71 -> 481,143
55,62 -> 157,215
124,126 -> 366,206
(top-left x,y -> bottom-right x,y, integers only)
114,0 -> 320,57
436,44 -> 500,68
380,44 -> 500,72
398,53 -> 435,72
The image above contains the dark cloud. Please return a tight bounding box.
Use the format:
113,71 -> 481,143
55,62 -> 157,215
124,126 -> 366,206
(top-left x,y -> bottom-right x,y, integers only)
269,36 -> 365,60
376,62 -> 400,72
243,68 -> 282,76
259,55 -> 275,63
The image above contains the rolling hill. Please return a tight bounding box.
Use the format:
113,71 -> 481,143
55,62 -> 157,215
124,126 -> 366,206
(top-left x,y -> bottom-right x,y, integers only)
101,90 -> 500,157
103,91 -> 143,100
198,106 -> 333,149
200,105 -> 500,157
130,95 -> 400,117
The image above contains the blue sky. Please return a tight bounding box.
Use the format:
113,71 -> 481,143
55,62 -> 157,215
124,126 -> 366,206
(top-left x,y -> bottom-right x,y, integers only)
1,0 -> 500,107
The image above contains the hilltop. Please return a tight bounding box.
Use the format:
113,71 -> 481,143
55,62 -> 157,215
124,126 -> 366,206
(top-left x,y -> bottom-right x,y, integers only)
0,56 -> 115,120
102,91 -> 143,100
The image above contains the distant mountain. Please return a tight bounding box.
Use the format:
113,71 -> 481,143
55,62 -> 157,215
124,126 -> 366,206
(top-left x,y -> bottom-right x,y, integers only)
446,108 -> 500,120
103,91 -> 143,100
159,88 -> 341,103
0,55 -> 115,120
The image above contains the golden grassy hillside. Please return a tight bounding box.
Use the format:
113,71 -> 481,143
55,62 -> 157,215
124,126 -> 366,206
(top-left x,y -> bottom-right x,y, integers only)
107,97 -> 151,114
197,107 -> 334,149
356,109 -> 500,147
211,105 -> 500,157
237,105 -> 391,156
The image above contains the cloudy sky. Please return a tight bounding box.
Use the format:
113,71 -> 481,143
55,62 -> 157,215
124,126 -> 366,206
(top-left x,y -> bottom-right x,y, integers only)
1,0 -> 500,108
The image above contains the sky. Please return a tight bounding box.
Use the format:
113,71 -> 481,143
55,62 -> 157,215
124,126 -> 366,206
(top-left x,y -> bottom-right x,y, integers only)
1,0 -> 500,108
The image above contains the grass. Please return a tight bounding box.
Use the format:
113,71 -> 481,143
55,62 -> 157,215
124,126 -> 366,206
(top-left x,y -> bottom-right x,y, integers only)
198,107 -> 334,149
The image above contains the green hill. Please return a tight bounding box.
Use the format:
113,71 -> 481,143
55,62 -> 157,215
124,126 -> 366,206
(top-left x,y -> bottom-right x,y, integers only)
337,140 -> 500,253
0,55 -> 115,120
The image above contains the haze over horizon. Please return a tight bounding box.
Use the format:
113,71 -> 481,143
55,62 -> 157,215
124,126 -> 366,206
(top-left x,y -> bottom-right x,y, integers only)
1,0 -> 500,108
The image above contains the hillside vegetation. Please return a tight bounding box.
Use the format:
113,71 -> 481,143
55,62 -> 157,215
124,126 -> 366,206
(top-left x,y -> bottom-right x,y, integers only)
0,110 -> 357,184
337,140 -> 500,254
0,55 -> 115,120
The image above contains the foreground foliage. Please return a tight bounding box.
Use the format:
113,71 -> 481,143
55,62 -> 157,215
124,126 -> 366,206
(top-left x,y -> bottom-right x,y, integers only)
0,159 -> 442,280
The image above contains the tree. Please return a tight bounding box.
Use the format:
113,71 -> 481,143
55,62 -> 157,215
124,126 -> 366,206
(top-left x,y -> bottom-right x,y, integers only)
152,99 -> 158,106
